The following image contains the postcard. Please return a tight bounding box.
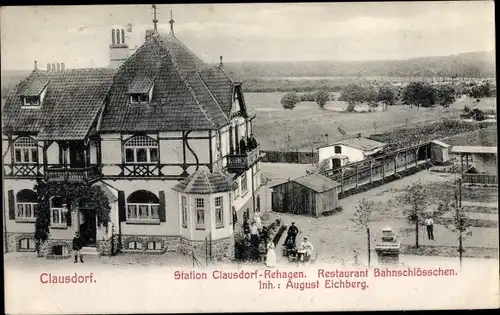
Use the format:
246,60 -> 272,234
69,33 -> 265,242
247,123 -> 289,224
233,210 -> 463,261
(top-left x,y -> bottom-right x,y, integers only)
1,2 -> 498,313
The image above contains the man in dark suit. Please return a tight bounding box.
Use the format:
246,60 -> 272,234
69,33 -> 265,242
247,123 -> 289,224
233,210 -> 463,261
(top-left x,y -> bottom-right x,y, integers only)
72,231 -> 85,263
239,136 -> 247,154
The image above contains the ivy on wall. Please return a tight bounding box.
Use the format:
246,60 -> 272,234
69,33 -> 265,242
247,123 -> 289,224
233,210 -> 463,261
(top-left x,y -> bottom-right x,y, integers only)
34,180 -> 111,253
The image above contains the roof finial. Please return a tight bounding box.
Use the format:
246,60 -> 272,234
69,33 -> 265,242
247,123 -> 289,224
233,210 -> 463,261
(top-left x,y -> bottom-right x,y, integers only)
152,4 -> 158,34
219,56 -> 223,67
34,60 -> 38,71
169,10 -> 175,37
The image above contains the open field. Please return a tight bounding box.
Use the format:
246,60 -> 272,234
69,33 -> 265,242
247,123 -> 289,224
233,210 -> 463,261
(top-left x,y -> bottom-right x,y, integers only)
247,92 -> 496,151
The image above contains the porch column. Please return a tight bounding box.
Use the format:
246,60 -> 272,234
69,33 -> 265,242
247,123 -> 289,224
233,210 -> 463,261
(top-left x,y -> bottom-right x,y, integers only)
43,142 -> 49,169
404,150 -> 408,170
394,154 -> 398,174
415,149 -> 419,167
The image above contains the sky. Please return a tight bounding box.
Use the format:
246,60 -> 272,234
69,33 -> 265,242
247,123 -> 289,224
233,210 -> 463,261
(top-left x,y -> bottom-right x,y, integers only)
0,2 -> 495,70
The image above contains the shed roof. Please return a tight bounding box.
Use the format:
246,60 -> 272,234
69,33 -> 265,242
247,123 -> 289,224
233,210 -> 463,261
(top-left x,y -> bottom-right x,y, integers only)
172,167 -> 238,194
318,137 -> 386,152
431,140 -> 451,148
451,146 -> 497,154
270,174 -> 340,193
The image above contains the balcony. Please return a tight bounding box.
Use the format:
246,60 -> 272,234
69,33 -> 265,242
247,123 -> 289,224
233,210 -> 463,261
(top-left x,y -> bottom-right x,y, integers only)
226,146 -> 261,172
45,165 -> 100,183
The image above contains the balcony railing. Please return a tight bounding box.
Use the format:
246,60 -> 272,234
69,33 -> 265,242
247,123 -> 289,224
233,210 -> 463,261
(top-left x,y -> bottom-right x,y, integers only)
463,173 -> 498,186
45,165 -> 100,183
226,146 -> 261,171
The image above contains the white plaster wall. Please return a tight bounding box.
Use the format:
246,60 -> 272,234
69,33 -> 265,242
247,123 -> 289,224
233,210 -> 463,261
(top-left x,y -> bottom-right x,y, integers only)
318,145 -> 365,164
46,142 -> 60,164
160,139 -> 183,164
3,179 -> 38,233
103,179 -> 180,236
100,133 -> 122,164
3,139 -> 11,164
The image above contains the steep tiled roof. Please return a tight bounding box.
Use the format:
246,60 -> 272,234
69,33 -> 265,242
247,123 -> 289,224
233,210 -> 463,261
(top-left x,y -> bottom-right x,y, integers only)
128,76 -> 154,94
3,69 -> 115,140
172,166 -> 238,194
100,34 -> 235,132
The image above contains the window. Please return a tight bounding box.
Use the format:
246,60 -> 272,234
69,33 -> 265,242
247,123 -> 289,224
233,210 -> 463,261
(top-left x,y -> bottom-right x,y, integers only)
19,238 -> 36,250
215,196 -> 224,229
124,136 -> 159,163
147,241 -> 162,250
181,196 -> 188,228
334,146 -> 342,154
16,189 -> 37,220
130,94 -> 149,104
14,137 -> 38,164
241,173 -> 248,194
234,180 -> 240,199
195,198 -> 205,229
23,96 -> 40,106
50,197 -> 67,225
126,190 -> 160,221
128,241 -> 142,250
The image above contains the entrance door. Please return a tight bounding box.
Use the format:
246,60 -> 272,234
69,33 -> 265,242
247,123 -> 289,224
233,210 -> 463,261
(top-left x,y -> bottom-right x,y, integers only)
69,142 -> 86,168
79,208 -> 97,247
332,158 -> 342,169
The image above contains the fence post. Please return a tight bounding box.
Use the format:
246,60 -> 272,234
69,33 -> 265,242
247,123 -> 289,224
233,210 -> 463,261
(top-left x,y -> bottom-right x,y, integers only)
355,164 -> 359,188
382,156 -> 386,180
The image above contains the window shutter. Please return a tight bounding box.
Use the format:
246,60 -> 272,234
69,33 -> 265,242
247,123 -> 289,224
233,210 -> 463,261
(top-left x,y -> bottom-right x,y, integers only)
159,191 -> 166,222
8,190 -> 15,220
118,191 -> 126,222
66,210 -> 72,227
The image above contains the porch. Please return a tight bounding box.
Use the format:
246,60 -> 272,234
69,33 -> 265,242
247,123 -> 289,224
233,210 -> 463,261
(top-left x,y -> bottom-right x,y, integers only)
226,146 -> 261,172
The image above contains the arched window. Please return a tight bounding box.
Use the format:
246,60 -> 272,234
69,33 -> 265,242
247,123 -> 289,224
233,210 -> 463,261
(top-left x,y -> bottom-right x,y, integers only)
334,146 -> 342,154
14,137 -> 38,164
124,136 -> 159,163
16,189 -> 37,219
50,196 -> 67,225
126,190 -> 160,220
121,29 -> 125,44
111,29 -> 116,45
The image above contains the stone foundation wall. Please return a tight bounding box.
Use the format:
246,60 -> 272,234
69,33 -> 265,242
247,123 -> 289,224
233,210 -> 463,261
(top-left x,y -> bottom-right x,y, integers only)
42,239 -> 73,258
5,232 -> 36,253
178,236 -> 234,263
119,235 -> 180,254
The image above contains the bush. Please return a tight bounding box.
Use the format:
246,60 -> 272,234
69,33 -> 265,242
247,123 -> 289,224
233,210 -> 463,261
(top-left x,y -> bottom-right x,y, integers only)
314,89 -> 330,109
281,92 -> 300,109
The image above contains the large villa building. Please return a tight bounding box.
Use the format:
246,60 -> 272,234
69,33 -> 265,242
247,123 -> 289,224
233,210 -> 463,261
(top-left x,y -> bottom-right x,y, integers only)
2,14 -> 263,261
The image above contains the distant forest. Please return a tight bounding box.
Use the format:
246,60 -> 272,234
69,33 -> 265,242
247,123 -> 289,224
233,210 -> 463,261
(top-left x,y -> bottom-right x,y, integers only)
221,51 -> 496,79
1,50 -> 496,99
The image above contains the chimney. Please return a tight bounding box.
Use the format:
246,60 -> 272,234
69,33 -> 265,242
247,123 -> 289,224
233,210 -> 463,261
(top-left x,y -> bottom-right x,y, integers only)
56,63 -> 61,71
219,56 -> 223,67
47,63 -> 51,72
51,63 -> 56,71
34,60 -> 38,71
61,63 -> 65,71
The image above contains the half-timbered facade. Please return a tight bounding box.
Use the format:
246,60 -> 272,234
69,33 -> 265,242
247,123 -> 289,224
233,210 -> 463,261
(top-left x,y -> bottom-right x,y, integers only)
2,22 -> 263,261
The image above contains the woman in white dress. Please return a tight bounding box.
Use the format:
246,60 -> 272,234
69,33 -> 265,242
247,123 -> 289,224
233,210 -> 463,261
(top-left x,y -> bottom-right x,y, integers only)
266,241 -> 277,268
254,211 -> 262,230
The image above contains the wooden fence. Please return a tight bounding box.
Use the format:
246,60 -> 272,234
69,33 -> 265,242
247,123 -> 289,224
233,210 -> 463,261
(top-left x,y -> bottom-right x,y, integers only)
463,173 -> 498,186
261,150 -> 318,164
320,142 -> 432,197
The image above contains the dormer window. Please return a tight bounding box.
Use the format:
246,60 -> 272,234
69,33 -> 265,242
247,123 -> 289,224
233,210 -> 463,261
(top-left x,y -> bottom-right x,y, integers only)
23,96 -> 40,106
130,94 -> 149,104
128,76 -> 154,104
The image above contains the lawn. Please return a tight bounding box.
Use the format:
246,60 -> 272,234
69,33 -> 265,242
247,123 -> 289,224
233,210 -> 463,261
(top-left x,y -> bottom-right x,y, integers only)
247,92 -> 496,151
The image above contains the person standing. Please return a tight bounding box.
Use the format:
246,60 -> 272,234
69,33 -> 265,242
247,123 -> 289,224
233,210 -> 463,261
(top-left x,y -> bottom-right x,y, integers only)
284,222 -> 298,245
266,241 -> 277,268
249,134 -> 258,151
72,231 -> 85,263
298,236 -> 314,262
425,216 -> 435,241
239,136 -> 247,155
254,210 -> 262,230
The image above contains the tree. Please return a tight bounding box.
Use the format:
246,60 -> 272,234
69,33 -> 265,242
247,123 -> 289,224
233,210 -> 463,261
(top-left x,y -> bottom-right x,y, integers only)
402,180 -> 429,248
443,178 -> 472,270
339,84 -> 366,111
402,81 -> 437,108
281,92 -> 300,110
365,86 -> 379,107
377,86 -> 396,109
352,198 -> 374,267
314,89 -> 330,109
436,85 -> 456,107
